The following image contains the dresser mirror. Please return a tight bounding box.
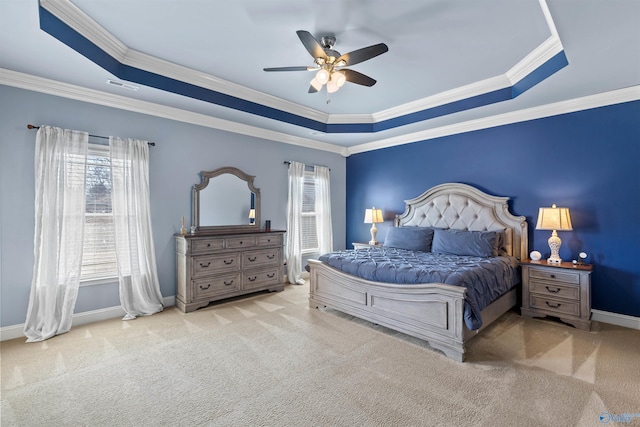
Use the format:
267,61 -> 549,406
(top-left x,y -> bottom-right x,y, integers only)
192,166 -> 260,232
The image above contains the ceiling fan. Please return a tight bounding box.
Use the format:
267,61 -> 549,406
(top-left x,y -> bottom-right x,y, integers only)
264,30 -> 388,95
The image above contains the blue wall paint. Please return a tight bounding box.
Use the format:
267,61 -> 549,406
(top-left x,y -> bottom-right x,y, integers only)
0,85 -> 347,328
346,101 -> 640,317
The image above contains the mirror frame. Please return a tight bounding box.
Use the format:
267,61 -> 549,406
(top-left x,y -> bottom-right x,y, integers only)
192,166 -> 261,232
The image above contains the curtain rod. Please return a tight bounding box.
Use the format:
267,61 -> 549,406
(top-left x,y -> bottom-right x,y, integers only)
283,160 -> 330,171
27,124 -> 156,146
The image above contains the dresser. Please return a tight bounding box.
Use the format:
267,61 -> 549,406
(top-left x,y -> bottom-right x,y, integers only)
176,229 -> 285,313
520,259 -> 592,330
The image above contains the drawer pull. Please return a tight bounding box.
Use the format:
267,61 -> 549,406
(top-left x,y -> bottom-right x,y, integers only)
545,301 -> 561,309
207,243 -> 211,247
248,276 -> 257,282
267,273 -> 275,279
545,286 -> 561,293
248,256 -> 257,262
267,254 -> 275,260
239,241 -> 243,245
224,280 -> 234,286
199,284 -> 211,290
550,274 -> 555,278
199,262 -> 211,268
223,259 -> 234,265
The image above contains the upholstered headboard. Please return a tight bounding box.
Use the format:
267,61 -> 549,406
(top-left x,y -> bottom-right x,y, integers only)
394,183 -> 528,260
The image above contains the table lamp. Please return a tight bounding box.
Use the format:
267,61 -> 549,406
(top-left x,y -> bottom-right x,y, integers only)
535,204 -> 572,264
364,207 -> 383,245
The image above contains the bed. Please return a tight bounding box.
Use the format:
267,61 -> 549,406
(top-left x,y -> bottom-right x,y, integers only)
308,183 -> 528,362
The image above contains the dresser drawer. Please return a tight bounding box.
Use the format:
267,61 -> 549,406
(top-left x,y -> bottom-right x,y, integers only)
191,238 -> 225,254
257,234 -> 282,247
226,236 -> 256,249
529,281 -> 580,301
192,253 -> 241,277
529,295 -> 580,317
243,268 -> 280,290
193,273 -> 241,299
242,248 -> 281,269
529,268 -> 580,285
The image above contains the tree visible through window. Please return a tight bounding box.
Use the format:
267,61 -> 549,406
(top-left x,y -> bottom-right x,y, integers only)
81,144 -> 117,281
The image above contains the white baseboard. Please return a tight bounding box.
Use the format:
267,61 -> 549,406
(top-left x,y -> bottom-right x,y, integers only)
591,309 -> 640,330
0,296 -> 176,342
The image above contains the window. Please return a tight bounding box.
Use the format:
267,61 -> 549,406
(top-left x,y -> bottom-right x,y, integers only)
301,169 -> 319,254
81,144 -> 118,282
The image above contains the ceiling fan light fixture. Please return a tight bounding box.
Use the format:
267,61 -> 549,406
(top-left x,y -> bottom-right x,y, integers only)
331,71 -> 346,87
327,80 -> 339,94
309,77 -> 323,92
316,69 -> 330,84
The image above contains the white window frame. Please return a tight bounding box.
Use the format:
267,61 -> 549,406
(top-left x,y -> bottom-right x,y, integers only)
80,143 -> 118,286
300,169 -> 319,255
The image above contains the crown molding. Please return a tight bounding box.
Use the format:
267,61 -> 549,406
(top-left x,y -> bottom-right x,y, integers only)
40,0 -> 566,130
349,86 -> 640,155
0,68 -> 348,156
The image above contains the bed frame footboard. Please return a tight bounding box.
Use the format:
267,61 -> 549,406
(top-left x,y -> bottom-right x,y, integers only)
308,259 -> 469,362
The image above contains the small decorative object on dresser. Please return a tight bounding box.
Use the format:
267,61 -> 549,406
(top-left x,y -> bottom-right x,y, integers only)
520,259 -> 592,330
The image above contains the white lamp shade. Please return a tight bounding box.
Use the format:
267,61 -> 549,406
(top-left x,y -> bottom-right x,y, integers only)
364,208 -> 383,224
327,80 -> 339,93
316,69 -> 330,84
536,204 -> 572,231
309,77 -> 323,91
332,71 -> 346,87
248,209 -> 255,219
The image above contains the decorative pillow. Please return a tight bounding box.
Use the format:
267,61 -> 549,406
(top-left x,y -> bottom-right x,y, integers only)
431,229 -> 501,257
384,227 -> 435,252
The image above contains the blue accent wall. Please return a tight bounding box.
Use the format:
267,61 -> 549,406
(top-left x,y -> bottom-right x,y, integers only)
346,101 -> 640,317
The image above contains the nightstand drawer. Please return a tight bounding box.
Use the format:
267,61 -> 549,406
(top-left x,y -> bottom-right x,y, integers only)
529,268 -> 580,285
530,295 -> 580,317
530,281 -> 580,301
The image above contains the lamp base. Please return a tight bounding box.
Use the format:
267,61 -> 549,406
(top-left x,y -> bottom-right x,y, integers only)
368,240 -> 379,246
546,230 -> 562,264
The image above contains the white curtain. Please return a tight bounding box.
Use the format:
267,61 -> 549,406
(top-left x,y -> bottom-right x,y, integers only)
314,165 -> 333,256
286,161 -> 305,285
286,162 -> 333,285
24,126 -> 88,342
110,137 -> 164,320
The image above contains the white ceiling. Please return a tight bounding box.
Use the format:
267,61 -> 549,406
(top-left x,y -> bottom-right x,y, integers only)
1,0 -> 638,154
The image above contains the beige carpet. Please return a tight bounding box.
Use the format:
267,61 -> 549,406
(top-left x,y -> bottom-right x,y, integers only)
1,283 -> 639,427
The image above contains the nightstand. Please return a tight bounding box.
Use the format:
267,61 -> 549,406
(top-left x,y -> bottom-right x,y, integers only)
520,259 -> 592,330
352,242 -> 382,250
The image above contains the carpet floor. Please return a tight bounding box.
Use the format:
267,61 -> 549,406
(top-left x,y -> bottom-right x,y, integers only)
1,283 -> 639,427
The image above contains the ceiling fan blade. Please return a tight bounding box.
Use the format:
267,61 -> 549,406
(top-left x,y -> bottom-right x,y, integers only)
296,30 -> 326,59
337,43 -> 388,66
263,66 -> 315,72
308,85 -> 319,94
342,69 -> 377,87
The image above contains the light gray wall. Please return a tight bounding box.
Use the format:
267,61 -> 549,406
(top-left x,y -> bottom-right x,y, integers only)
0,85 -> 347,328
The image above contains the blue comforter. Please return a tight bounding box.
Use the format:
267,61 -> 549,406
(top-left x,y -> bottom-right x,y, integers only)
318,247 -> 519,330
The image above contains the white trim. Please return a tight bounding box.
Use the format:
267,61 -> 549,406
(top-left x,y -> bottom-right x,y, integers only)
348,85 -> 640,155
2,69 -> 637,157
0,296 -> 176,342
0,68 -> 348,156
591,309 -> 640,330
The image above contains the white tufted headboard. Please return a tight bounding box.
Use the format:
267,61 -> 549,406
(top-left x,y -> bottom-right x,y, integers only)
394,183 -> 528,260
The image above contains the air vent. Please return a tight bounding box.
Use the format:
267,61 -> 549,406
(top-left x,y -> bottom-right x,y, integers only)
106,79 -> 139,91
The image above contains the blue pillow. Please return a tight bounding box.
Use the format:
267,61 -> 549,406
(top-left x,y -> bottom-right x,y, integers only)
384,227 -> 435,252
431,229 -> 500,257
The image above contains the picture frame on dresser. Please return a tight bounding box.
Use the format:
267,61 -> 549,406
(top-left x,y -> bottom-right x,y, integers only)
175,166 -> 285,313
